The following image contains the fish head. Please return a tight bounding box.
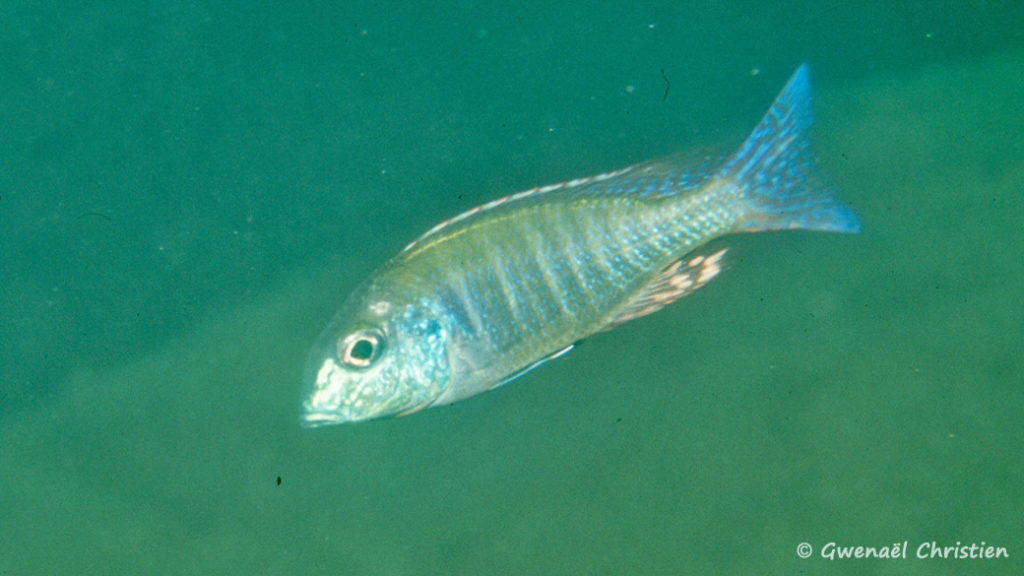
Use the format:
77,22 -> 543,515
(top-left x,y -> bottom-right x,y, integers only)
301,291 -> 451,426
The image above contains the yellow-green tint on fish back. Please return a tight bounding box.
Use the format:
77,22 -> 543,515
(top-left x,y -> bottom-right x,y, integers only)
301,63 -> 860,426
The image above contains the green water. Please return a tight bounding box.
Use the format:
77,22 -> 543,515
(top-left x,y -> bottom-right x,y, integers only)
2,2 -> 1022,574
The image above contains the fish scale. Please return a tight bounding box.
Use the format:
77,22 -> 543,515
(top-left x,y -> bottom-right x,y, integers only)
377,183 -> 734,401
301,63 -> 860,425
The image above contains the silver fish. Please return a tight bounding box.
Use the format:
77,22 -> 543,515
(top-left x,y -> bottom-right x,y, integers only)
302,63 -> 859,426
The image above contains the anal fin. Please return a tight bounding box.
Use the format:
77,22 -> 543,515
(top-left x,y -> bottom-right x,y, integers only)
600,248 -> 727,331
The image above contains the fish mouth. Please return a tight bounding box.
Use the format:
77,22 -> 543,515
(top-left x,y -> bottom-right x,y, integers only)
300,357 -> 360,427
300,411 -> 346,428
300,396 -> 379,426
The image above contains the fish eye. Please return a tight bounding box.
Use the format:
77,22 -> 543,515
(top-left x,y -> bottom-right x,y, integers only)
338,329 -> 386,368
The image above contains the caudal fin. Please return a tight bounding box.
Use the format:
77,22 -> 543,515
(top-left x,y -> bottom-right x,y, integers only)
720,64 -> 861,234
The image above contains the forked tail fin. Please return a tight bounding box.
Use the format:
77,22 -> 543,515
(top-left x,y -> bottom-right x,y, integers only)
720,64 -> 861,234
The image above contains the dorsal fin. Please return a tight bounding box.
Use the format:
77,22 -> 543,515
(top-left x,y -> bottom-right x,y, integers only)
398,151 -> 720,259
400,166 -> 634,256
600,248 -> 727,331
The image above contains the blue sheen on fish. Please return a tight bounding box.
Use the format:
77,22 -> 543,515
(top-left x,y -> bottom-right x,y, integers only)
301,63 -> 860,426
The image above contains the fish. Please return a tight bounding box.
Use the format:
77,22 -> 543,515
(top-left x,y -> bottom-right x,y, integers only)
301,63 -> 860,426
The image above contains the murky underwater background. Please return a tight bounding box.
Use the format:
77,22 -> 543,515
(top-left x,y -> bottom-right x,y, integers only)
2,2 -> 1023,574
